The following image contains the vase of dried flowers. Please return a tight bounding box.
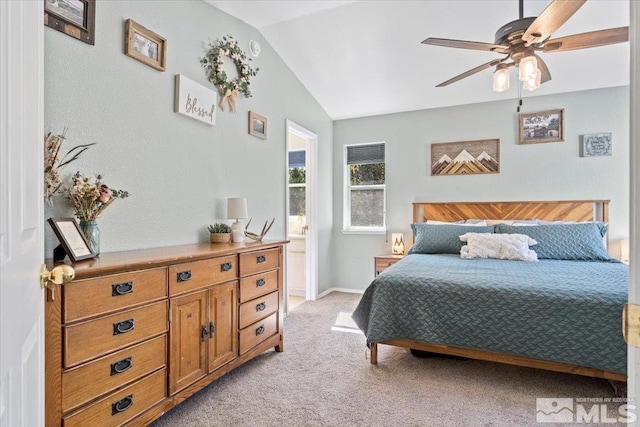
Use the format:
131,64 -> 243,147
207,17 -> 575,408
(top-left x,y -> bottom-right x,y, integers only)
79,220 -> 100,255
68,172 -> 130,255
44,130 -> 94,205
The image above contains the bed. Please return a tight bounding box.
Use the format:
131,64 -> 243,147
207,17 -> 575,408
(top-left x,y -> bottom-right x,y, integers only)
352,200 -> 628,381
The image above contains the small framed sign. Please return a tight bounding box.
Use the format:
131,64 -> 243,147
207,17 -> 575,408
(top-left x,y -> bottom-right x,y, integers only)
581,133 -> 612,157
48,218 -> 96,262
174,74 -> 217,125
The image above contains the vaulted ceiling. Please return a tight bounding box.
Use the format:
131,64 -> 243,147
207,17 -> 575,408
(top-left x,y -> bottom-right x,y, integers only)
210,1 -> 630,120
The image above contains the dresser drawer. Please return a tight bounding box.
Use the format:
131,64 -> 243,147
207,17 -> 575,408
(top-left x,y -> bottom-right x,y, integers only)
169,256 -> 237,296
239,291 -> 279,330
63,368 -> 166,427
239,312 -> 278,355
239,248 -> 279,277
64,268 -> 167,323
62,335 -> 167,412
239,269 -> 278,303
64,301 -> 168,368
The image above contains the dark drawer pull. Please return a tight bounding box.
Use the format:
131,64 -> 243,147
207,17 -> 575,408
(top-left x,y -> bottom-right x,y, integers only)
112,394 -> 133,415
110,356 -> 132,376
209,321 -> 215,338
177,270 -> 192,282
256,302 -> 266,312
257,255 -> 266,264
113,319 -> 135,335
112,281 -> 134,296
201,325 -> 208,342
256,325 -> 265,336
220,262 -> 232,272
256,278 -> 266,287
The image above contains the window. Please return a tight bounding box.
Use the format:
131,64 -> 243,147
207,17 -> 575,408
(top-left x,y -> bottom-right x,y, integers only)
288,150 -> 306,235
343,142 -> 385,232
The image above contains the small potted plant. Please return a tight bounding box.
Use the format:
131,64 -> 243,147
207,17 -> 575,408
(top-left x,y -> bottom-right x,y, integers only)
208,223 -> 231,243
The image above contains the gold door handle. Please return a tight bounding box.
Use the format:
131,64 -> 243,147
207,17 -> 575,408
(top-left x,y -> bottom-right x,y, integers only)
40,264 -> 75,289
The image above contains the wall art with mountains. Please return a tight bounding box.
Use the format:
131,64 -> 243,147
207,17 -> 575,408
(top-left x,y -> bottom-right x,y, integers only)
431,139 -> 500,176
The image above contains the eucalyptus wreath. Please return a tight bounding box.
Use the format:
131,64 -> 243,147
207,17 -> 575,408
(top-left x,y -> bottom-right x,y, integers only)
200,35 -> 259,98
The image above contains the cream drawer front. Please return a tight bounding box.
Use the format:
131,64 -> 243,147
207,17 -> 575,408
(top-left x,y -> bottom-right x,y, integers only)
64,268 -> 167,323
239,269 -> 278,303
62,335 -> 166,412
62,368 -> 166,427
64,301 -> 168,368
239,248 -> 279,276
169,256 -> 237,296
239,291 -> 278,330
239,312 -> 278,355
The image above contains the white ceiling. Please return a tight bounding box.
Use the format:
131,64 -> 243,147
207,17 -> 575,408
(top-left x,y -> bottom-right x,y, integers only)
210,1 -> 630,120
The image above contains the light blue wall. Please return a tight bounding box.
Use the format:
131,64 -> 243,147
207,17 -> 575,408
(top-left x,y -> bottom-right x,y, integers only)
44,1 -> 334,288
332,86 -> 630,292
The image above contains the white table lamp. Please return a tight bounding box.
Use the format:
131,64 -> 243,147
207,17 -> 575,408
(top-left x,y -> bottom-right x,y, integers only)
227,197 -> 248,243
392,233 -> 405,255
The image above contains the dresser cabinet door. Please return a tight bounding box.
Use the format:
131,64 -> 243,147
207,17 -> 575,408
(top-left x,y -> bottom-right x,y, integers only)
169,291 -> 207,395
207,282 -> 238,373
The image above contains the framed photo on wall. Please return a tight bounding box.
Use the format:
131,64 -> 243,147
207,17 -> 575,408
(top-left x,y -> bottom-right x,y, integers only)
44,0 -> 96,45
47,218 -> 96,262
249,111 -> 267,139
519,109 -> 564,144
125,19 -> 167,71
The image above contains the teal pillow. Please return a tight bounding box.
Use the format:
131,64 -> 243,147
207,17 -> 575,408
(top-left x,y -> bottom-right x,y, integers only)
495,223 -> 612,261
409,223 -> 495,254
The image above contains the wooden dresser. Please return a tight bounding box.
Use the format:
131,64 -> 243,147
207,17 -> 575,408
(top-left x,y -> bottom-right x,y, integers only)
45,240 -> 286,427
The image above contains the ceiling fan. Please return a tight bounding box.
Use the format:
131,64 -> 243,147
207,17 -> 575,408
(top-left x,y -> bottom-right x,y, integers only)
421,0 -> 629,92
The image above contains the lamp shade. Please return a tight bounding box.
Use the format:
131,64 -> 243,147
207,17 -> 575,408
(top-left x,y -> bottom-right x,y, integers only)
227,197 -> 248,219
392,233 -> 405,255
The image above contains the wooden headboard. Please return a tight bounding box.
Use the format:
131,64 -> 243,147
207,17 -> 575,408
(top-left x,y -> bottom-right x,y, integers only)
412,200 -> 609,223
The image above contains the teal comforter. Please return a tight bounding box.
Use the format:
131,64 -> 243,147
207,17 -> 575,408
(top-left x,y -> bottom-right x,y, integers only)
352,254 -> 628,374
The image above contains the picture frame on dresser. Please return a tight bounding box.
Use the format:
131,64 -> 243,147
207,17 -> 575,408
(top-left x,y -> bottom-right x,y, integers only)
47,217 -> 96,262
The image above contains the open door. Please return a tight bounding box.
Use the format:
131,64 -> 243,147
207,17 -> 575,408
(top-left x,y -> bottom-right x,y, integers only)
628,1 -> 640,417
285,120 -> 318,314
0,1 -> 46,425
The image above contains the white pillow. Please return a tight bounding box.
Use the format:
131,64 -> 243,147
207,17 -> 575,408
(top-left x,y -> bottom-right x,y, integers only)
427,220 -> 487,226
459,232 -> 538,262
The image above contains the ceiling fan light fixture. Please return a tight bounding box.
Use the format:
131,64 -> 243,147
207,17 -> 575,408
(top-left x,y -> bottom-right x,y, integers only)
522,68 -> 542,91
493,64 -> 510,92
518,53 -> 538,82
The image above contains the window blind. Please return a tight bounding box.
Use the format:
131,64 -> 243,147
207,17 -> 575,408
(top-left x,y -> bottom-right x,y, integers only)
347,143 -> 385,165
288,150 -> 306,168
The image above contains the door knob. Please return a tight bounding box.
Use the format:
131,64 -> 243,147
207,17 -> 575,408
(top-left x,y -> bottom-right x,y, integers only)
40,264 -> 75,288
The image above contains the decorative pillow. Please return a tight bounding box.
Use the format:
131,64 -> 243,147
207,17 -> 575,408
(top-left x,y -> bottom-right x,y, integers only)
409,223 -> 495,254
426,220 -> 465,224
459,233 -> 538,262
474,219 -> 539,226
495,223 -> 612,261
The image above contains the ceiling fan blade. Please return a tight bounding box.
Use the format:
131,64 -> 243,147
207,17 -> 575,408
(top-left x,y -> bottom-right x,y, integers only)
534,54 -> 552,83
436,58 -> 504,87
543,26 -> 629,52
422,37 -> 509,54
523,0 -> 587,46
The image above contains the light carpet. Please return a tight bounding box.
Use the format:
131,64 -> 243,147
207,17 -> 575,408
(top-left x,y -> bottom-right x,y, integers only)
151,292 -> 622,427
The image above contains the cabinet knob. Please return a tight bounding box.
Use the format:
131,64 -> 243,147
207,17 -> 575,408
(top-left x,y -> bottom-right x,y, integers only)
110,356 -> 133,376
256,325 -> 265,336
112,281 -> 134,296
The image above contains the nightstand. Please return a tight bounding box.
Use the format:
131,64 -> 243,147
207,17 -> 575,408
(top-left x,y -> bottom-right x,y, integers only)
374,254 -> 404,276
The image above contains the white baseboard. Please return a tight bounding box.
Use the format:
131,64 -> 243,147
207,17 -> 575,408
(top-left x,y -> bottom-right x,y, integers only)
287,288 -> 306,297
317,287 -> 364,299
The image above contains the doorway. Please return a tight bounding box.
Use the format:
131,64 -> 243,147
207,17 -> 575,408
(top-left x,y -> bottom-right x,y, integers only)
285,120 -> 318,314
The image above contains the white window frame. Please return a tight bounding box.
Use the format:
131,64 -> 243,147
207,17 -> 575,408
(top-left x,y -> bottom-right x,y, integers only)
343,142 -> 386,234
